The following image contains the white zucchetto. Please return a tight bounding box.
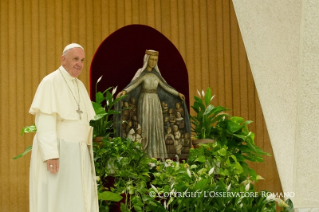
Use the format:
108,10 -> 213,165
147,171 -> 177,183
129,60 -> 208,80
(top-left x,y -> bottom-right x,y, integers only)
62,43 -> 84,54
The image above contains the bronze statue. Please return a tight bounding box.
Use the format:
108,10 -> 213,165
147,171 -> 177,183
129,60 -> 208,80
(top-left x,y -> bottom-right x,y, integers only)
116,50 -> 191,158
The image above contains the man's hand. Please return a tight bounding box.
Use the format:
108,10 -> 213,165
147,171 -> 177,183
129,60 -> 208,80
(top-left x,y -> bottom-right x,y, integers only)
116,90 -> 127,98
178,93 -> 185,101
47,158 -> 59,174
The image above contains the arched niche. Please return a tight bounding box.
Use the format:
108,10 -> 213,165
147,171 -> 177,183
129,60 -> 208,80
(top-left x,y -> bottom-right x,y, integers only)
90,24 -> 190,110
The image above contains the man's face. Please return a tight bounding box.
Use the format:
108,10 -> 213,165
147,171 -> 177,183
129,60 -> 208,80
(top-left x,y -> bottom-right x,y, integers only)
147,55 -> 158,69
61,48 -> 85,78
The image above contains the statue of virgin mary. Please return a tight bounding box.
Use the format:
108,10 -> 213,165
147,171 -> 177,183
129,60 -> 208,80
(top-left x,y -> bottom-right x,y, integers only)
116,50 -> 191,158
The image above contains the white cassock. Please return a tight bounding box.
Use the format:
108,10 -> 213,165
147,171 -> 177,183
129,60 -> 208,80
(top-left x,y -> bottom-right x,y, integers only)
29,66 -> 99,212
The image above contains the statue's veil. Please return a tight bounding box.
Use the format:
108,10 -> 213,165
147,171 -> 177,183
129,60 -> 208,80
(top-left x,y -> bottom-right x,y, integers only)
131,50 -> 165,82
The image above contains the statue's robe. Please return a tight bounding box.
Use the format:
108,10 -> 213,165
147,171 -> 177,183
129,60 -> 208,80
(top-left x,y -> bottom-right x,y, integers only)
115,69 -> 191,158
29,66 -> 98,212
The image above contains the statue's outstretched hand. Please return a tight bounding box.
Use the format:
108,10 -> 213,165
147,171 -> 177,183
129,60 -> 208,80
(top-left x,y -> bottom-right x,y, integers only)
178,93 -> 185,101
116,90 -> 127,98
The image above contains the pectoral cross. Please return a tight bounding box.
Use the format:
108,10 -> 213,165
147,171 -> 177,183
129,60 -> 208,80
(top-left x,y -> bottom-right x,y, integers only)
76,104 -> 83,120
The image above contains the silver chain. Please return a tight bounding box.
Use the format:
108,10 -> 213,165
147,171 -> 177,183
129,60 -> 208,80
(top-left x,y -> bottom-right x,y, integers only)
59,68 -> 80,106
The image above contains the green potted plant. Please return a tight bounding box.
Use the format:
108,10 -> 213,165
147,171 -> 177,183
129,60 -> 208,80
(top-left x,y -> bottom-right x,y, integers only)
94,136 -> 162,212
90,76 -> 126,142
190,87 -> 229,147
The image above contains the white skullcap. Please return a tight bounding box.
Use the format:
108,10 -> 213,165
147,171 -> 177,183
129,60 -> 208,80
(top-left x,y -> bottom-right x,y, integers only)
62,43 -> 84,54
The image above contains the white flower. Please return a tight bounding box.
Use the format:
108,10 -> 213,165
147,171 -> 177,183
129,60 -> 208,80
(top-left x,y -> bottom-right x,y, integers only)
197,90 -> 201,97
256,175 -> 265,180
171,183 -> 175,189
227,183 -> 231,191
241,179 -> 252,186
187,168 -> 192,178
148,163 -> 156,168
112,86 -> 118,95
106,100 -> 109,106
210,95 -> 215,101
167,197 -> 174,208
151,184 -> 158,193
97,75 -> 103,83
245,183 -> 250,191
237,196 -> 244,204
202,90 -> 205,97
276,198 -> 289,207
266,193 -> 276,201
96,176 -> 100,182
208,167 -> 215,176
164,200 -> 167,209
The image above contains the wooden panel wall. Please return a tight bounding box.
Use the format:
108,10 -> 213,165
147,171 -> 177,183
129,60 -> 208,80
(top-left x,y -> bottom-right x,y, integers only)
0,0 -> 282,211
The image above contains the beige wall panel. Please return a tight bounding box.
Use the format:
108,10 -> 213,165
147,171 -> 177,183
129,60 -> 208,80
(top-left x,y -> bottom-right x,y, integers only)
230,2 -> 240,116
15,1 -> 25,210
117,0 -> 125,29
46,1 -> 55,73
101,0 -> 110,37
199,0 -> 210,96
0,0 -> 282,211
109,0 -> 117,34
154,0 -> 162,31
62,0 -> 71,43
215,0 -> 225,107
161,0 -> 171,39
84,0 -> 94,87
0,1 -> 10,209
93,1 -> 102,49
169,0 -> 178,48
184,0 -> 195,101
23,1 -> 33,205
8,0 -> 18,209
193,0 -> 202,96
207,0 -> 219,105
132,0 -> 139,24
124,0 -> 132,25
177,0 -> 186,59
55,1 -> 63,64
146,0 -> 155,28
222,0 -> 232,111
138,0 -> 147,25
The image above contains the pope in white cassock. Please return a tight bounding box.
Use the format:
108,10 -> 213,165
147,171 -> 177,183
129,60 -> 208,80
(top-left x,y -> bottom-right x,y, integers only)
29,43 -> 99,212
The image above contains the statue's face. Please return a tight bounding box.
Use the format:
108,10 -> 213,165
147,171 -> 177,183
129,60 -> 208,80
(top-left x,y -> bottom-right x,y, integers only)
124,102 -> 129,107
147,55 -> 158,70
176,102 -> 180,109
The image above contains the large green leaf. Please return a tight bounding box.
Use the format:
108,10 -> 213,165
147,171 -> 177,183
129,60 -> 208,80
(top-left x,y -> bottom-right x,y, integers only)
227,121 -> 243,133
12,145 -> 33,159
95,92 -> 105,104
203,105 -> 214,116
98,191 -> 123,202
204,87 -> 212,106
93,113 -> 108,121
92,101 -> 106,114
